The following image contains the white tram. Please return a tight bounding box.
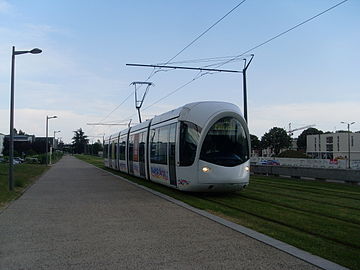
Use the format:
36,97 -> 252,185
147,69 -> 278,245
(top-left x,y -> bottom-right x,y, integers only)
104,101 -> 250,192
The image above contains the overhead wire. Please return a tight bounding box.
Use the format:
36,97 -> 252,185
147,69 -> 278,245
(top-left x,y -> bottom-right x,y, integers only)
211,0 -> 349,69
98,0 -> 248,124
133,0 -> 350,113
100,0 -> 348,125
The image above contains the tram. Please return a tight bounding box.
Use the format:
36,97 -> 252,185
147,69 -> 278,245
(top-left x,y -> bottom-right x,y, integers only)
104,101 -> 250,192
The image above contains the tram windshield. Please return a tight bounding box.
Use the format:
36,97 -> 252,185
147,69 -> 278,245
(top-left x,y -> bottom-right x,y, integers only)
200,117 -> 249,167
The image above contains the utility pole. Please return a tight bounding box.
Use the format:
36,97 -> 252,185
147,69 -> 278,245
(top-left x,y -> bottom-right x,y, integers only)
242,54 -> 254,122
130,81 -> 153,123
341,121 -> 355,169
126,57 -> 254,122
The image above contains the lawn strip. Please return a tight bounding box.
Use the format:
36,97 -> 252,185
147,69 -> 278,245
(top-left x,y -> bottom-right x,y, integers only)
252,175 -> 360,194
249,184 -> 360,211
253,181 -> 360,201
253,177 -> 360,198
200,194 -> 360,249
239,189 -> 360,225
0,163 -> 48,209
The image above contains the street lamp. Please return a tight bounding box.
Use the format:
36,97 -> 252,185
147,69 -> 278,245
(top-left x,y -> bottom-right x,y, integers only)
46,116 -> 57,166
8,46 -> 42,191
53,130 -> 61,139
340,121 -> 355,169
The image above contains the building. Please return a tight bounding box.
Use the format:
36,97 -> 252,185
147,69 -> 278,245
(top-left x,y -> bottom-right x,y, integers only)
0,133 -> 4,156
35,137 -> 58,150
307,132 -> 360,160
4,134 -> 35,143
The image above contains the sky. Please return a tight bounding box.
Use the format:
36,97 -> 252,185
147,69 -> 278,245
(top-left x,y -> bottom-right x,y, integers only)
0,0 -> 359,143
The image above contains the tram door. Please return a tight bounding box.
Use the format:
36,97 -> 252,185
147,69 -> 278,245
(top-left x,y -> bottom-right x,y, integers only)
169,123 -> 177,186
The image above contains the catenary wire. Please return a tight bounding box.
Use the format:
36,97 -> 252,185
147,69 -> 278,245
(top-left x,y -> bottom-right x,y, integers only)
211,0 -> 349,68
130,0 -> 350,113
98,1 -> 247,123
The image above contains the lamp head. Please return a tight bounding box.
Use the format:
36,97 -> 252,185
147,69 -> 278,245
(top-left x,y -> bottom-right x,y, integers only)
30,48 -> 42,54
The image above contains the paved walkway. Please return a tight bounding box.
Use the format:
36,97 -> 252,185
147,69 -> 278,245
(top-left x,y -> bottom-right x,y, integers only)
0,156 -> 320,270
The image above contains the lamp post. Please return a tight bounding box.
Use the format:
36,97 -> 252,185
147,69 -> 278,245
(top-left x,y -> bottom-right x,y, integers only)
8,46 -> 42,191
340,121 -> 355,169
46,116 -> 57,166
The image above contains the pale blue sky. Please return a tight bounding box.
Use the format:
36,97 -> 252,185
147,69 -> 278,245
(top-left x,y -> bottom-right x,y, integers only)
0,0 -> 359,143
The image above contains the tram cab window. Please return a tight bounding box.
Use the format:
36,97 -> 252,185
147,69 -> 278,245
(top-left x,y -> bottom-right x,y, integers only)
200,117 -> 249,167
150,127 -> 168,165
179,121 -> 201,166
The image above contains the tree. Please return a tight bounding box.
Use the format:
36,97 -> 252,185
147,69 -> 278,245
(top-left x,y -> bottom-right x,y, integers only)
261,127 -> 291,156
250,134 -> 260,150
297,128 -> 323,152
72,128 -> 89,154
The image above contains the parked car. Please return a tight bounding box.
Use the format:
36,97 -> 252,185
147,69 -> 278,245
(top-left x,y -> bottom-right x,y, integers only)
259,160 -> 280,166
14,157 -> 24,164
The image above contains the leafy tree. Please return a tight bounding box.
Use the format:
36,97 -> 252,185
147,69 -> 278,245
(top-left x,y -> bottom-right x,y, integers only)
261,127 -> 291,156
297,128 -> 323,152
250,134 -> 261,150
72,128 -> 89,154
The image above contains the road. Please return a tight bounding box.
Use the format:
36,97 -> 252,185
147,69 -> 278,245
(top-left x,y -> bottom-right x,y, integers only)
0,156 -> 321,269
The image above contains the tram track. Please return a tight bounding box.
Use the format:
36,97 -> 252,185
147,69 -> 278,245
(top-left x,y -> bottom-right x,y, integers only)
234,192 -> 360,226
252,180 -> 360,201
197,195 -> 360,251
249,185 -> 360,212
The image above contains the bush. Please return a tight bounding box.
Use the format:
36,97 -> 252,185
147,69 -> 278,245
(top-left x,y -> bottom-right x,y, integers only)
276,150 -> 309,158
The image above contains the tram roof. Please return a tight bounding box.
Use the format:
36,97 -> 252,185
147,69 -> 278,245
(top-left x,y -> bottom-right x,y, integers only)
152,101 -> 242,128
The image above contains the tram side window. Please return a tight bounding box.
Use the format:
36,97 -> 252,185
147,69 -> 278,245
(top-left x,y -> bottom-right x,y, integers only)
179,121 -> 201,166
111,141 -> 116,159
139,132 -> 145,163
129,135 -> 134,161
150,127 -> 168,165
119,137 -> 126,160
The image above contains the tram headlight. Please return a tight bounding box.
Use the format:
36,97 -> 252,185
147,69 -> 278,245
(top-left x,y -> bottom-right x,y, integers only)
245,166 -> 250,172
202,166 -> 211,173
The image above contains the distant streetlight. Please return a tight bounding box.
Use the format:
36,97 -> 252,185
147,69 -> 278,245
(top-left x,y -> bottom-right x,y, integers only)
8,46 -> 42,191
53,130 -> 61,139
340,121 -> 355,169
46,116 -> 57,166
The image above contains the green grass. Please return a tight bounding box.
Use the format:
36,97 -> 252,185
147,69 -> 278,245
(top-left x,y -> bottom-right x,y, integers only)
0,163 -> 49,209
76,154 -> 360,270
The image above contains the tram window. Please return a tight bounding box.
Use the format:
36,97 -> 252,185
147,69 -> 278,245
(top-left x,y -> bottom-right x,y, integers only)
129,135 -> 134,161
200,117 -> 249,167
179,121 -> 201,166
150,126 -> 168,165
139,132 -> 145,163
111,141 -> 115,159
119,137 -> 126,160
133,133 -> 139,162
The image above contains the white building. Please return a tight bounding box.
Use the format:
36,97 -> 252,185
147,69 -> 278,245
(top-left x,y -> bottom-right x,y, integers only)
307,132 -> 360,160
0,133 -> 4,156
